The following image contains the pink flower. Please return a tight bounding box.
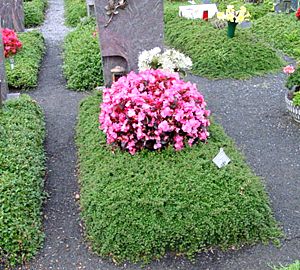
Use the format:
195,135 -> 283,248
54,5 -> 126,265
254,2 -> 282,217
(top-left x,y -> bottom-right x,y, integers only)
283,65 -> 295,75
158,120 -> 171,132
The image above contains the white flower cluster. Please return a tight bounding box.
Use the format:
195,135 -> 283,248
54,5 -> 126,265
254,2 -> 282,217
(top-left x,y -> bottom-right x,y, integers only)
138,47 -> 193,74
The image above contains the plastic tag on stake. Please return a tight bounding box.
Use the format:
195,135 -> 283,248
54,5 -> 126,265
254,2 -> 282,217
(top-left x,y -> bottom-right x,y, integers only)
213,148 -> 231,168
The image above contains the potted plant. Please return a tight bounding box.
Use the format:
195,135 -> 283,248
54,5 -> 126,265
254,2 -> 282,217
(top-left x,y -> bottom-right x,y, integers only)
217,5 -> 251,38
284,65 -> 300,123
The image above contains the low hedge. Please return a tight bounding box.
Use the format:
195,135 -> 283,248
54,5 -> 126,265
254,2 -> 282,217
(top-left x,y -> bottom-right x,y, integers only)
63,19 -> 104,91
164,2 -> 284,79
275,261 -> 300,270
64,0 -> 87,27
5,30 -> 45,90
76,92 -> 281,264
0,95 -> 45,267
24,0 -> 47,28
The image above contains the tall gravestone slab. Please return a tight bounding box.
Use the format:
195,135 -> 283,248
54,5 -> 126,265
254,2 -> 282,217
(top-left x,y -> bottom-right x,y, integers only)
94,0 -> 164,86
0,0 -> 25,32
0,30 -> 8,106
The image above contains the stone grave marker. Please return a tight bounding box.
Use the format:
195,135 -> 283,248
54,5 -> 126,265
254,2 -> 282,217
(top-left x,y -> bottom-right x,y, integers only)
94,0 -> 164,86
0,29 -> 8,107
0,0 -> 25,32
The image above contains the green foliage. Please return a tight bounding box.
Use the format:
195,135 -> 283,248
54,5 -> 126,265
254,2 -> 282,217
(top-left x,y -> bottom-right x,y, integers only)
63,19 -> 104,91
24,0 -> 47,27
5,31 -> 45,90
292,91 -> 300,106
164,2 -> 283,79
76,92 -> 282,264
274,261 -> 300,270
64,0 -> 87,27
286,67 -> 300,89
253,14 -> 300,60
0,95 -> 45,267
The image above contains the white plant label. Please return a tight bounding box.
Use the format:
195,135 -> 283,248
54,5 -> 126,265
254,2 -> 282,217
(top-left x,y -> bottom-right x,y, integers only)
213,148 -> 231,168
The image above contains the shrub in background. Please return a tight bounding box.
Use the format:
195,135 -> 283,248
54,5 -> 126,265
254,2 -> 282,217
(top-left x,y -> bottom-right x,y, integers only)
24,0 -> 47,27
5,31 -> 45,90
0,95 -> 45,267
64,0 -> 87,27
100,69 -> 210,155
63,19 -> 103,91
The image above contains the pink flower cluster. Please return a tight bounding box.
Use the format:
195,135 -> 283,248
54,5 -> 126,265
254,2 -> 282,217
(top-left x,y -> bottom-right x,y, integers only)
99,69 -> 210,155
1,28 -> 22,58
283,65 -> 295,75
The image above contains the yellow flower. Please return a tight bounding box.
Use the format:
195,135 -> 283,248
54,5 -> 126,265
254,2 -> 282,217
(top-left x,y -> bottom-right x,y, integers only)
240,6 -> 247,13
226,5 -> 235,13
217,12 -> 226,20
236,14 -> 245,23
226,13 -> 235,22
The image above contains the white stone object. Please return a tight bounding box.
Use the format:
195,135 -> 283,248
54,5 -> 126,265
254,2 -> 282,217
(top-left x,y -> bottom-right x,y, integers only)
179,4 -> 218,19
212,148 -> 231,168
7,93 -> 20,100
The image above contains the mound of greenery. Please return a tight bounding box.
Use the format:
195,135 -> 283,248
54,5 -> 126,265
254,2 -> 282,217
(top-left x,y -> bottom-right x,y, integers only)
76,92 -> 281,263
275,261 -> 300,270
24,0 -> 47,27
64,0 -> 87,27
5,31 -> 45,90
164,3 -> 283,79
0,95 -> 45,267
253,13 -> 300,60
63,19 -> 104,91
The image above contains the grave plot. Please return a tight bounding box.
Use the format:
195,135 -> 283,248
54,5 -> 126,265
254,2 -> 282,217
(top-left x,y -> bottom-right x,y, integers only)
23,0 -> 48,28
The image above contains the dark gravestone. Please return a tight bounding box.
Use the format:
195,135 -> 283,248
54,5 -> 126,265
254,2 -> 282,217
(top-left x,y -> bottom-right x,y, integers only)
0,30 -> 8,106
0,0 -> 25,32
94,0 -> 164,86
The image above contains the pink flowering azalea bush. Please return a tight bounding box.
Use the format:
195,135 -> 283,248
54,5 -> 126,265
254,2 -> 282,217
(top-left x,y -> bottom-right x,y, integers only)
1,28 -> 22,58
99,69 -> 210,155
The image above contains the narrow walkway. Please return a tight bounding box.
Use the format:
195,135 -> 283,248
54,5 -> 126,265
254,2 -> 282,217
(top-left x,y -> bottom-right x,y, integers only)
26,0 -> 299,269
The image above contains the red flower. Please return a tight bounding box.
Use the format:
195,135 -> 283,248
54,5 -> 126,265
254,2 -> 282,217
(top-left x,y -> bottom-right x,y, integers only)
1,28 -> 22,58
296,7 -> 300,20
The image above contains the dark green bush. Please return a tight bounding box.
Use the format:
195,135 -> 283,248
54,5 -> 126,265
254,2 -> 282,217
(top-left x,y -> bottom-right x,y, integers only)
24,0 -> 47,28
5,31 -> 45,90
76,92 -> 281,264
164,2 -> 283,79
63,19 -> 104,91
0,95 -> 45,267
64,0 -> 87,27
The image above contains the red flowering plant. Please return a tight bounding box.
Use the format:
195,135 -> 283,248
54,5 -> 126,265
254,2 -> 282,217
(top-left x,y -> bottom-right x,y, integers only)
296,7 -> 300,20
99,69 -> 210,155
1,28 -> 22,58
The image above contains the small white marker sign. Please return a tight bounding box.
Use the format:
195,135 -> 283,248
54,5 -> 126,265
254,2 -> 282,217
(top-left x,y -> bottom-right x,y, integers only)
213,148 -> 231,168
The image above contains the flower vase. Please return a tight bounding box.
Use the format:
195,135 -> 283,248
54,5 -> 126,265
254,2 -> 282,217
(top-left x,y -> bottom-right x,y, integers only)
227,21 -> 238,38
9,57 -> 15,70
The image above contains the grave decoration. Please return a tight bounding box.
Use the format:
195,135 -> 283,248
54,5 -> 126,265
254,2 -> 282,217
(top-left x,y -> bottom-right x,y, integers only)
99,69 -> 210,155
284,65 -> 300,122
94,0 -> 164,86
0,0 -> 24,32
274,0 -> 299,13
296,7 -> 300,19
1,28 -> 22,69
217,5 -> 251,38
179,4 -> 218,20
0,29 -> 8,107
138,47 -> 193,76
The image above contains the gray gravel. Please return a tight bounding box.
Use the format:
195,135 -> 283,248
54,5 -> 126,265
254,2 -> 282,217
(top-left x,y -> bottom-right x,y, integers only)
12,0 -> 299,268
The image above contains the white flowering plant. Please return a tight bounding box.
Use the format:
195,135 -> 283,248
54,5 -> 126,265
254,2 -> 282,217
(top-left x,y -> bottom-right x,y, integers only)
217,5 -> 251,24
138,47 -> 193,76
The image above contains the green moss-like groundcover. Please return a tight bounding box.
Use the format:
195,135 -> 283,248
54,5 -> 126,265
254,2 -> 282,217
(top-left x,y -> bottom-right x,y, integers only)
164,3 -> 284,79
6,31 -> 45,90
64,0 -> 87,27
76,92 -> 282,263
0,95 -> 45,267
24,0 -> 47,27
63,19 -> 104,91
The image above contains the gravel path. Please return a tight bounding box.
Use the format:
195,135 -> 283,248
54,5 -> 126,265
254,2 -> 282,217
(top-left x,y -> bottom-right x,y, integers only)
21,0 -> 299,269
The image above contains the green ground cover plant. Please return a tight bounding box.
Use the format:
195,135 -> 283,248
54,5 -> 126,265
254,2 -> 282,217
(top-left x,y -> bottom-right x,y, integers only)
76,92 -> 281,263
253,13 -> 300,60
64,0 -> 87,27
164,2 -> 284,79
24,0 -> 47,27
5,31 -> 45,90
63,19 -> 104,91
274,261 -> 300,270
0,95 -> 45,267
